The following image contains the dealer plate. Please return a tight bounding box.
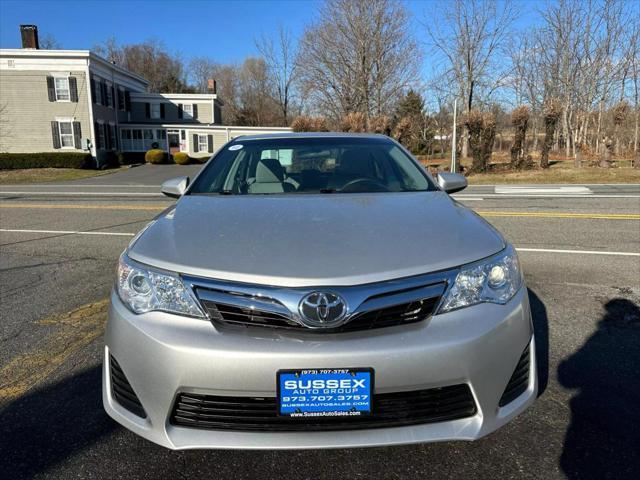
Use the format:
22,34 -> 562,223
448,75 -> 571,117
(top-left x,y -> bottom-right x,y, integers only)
277,368 -> 373,417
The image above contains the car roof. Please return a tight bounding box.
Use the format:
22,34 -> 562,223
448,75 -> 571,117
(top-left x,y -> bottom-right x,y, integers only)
231,132 -> 392,142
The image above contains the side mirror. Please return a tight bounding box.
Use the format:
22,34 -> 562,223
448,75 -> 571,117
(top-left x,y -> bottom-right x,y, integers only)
437,172 -> 467,194
161,176 -> 189,198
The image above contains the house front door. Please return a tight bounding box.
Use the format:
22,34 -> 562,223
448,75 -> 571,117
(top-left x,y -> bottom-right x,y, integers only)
167,130 -> 180,154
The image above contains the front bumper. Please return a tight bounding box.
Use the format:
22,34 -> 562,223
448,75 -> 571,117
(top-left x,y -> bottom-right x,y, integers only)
103,286 -> 537,450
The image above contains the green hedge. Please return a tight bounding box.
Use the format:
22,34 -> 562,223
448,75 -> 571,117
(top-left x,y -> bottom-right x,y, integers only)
145,149 -> 166,164
173,152 -> 190,165
0,152 -> 93,170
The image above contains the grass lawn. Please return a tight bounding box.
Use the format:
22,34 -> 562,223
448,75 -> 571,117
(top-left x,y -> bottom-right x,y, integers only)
0,167 -> 124,185
466,166 -> 640,185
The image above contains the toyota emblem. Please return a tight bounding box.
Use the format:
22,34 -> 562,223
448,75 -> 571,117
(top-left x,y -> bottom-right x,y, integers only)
298,292 -> 348,328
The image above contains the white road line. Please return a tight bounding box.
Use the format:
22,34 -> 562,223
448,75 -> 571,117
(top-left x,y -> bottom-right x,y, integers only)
453,196 -> 484,201
1,229 -> 638,257
454,194 -> 640,199
0,191 -> 163,196
516,247 -> 640,257
0,228 -> 135,237
495,186 -> 592,194
0,184 -> 160,188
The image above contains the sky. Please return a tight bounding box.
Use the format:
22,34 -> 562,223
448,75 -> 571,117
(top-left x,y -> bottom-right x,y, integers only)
0,0 -> 542,76
0,0 -> 323,63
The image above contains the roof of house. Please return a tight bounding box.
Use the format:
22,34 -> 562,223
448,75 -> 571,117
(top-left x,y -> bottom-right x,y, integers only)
0,48 -> 149,85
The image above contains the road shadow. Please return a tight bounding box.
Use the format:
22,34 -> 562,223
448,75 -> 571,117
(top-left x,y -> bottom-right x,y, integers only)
558,298 -> 640,479
0,365 -> 117,479
528,288 -> 549,396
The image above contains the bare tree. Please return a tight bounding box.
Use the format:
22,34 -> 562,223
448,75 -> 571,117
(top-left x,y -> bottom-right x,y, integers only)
188,57 -> 218,94
256,26 -> 300,126
93,38 -> 190,93
40,33 -> 61,50
425,0 -> 517,157
299,0 -> 418,119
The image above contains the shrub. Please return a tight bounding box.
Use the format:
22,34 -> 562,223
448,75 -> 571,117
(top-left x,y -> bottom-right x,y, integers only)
0,152 -> 93,169
368,115 -> 391,136
118,152 -> 146,165
173,152 -> 190,165
145,149 -> 166,164
340,112 -> 367,132
464,110 -> 496,174
102,151 -> 120,169
291,116 -> 313,132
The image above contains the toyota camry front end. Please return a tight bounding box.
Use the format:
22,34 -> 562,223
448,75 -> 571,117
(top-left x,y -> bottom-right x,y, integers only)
103,133 -> 537,450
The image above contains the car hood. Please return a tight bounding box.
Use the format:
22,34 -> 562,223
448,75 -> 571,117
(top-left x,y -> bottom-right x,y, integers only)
128,192 -> 504,287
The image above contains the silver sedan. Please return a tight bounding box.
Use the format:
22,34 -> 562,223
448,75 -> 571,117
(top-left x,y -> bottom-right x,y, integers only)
103,133 -> 536,449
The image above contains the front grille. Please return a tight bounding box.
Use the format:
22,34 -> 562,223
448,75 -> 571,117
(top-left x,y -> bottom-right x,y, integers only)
499,343 -> 531,407
339,297 -> 440,332
110,355 -> 146,418
171,384 -> 476,432
202,301 -> 300,329
202,296 -> 440,333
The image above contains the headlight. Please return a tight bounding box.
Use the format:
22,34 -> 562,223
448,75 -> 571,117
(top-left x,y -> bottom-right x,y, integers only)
116,253 -> 205,318
438,245 -> 522,313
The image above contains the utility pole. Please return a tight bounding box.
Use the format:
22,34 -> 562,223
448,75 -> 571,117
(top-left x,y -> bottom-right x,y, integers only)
451,99 -> 458,173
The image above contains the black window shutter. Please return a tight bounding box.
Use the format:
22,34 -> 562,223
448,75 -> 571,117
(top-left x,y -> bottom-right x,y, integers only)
193,134 -> 199,153
125,91 -> 131,111
101,81 -> 107,106
47,76 -> 56,102
145,103 -> 150,118
193,104 -> 198,119
69,76 -> 78,102
178,103 -> 183,119
90,77 -> 96,103
73,122 -> 82,149
105,124 -> 111,149
94,122 -> 101,149
51,121 -> 61,148
207,134 -> 213,153
111,86 -> 115,108
160,103 -> 165,119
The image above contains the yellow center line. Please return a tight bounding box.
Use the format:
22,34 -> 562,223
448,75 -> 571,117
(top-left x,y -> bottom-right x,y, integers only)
477,211 -> 640,220
0,300 -> 108,406
0,202 -> 638,220
0,203 -> 167,211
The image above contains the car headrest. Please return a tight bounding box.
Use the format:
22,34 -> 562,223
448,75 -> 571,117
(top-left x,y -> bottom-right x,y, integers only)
337,149 -> 374,176
255,158 -> 285,183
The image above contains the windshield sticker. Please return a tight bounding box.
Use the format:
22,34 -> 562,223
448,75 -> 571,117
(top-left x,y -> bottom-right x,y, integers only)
228,144 -> 243,151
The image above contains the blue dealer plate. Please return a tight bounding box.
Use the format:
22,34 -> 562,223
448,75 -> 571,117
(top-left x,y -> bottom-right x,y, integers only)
277,368 -> 373,417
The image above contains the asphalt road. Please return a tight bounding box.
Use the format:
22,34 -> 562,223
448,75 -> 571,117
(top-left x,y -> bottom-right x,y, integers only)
1,169 -> 639,479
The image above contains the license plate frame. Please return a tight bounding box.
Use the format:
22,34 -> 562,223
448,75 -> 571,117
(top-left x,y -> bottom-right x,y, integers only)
277,367 -> 374,418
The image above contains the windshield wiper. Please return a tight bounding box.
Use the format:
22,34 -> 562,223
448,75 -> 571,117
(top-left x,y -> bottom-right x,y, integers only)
319,188 -> 338,194
218,190 -> 234,195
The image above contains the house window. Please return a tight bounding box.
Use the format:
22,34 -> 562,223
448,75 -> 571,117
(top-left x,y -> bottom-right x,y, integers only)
58,121 -> 74,147
97,123 -> 106,149
144,129 -> 153,140
54,77 -> 70,101
183,104 -> 193,117
105,83 -> 113,108
198,134 -> 208,152
150,103 -> 161,119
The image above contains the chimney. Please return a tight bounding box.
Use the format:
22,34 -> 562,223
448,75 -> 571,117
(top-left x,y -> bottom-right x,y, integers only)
207,78 -> 217,94
20,25 -> 39,49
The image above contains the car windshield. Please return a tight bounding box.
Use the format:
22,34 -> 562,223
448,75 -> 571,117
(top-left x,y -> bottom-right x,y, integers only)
188,136 -> 435,195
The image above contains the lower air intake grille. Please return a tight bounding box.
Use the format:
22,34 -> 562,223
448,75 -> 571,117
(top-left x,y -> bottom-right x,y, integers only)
499,343 -> 531,407
110,354 -> 146,418
171,384 -> 476,432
